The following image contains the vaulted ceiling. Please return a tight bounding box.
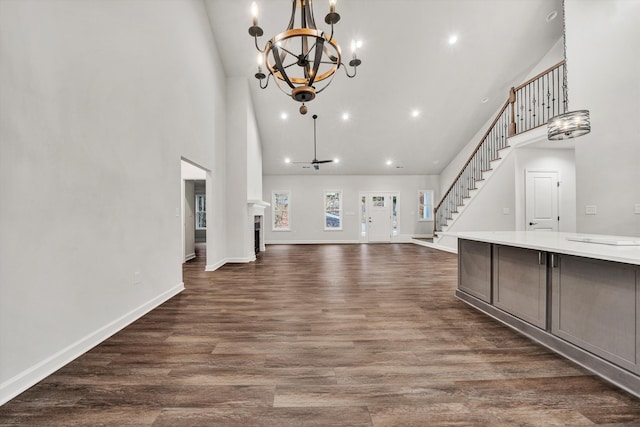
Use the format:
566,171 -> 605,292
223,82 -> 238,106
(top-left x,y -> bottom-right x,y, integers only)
205,0 -> 563,175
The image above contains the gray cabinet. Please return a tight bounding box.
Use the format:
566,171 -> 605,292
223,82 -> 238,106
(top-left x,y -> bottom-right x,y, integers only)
456,236 -> 640,396
492,245 -> 547,329
458,239 -> 492,303
551,254 -> 639,374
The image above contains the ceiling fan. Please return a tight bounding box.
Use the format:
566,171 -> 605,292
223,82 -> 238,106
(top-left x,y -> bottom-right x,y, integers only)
292,114 -> 333,170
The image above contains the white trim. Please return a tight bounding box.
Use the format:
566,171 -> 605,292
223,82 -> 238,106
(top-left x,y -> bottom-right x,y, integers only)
205,258 -> 226,272
525,168 -> 560,232
0,283 -> 185,406
226,255 -> 256,263
183,253 -> 196,263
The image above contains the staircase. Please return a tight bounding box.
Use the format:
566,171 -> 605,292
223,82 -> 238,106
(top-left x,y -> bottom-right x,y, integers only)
432,61 -> 567,245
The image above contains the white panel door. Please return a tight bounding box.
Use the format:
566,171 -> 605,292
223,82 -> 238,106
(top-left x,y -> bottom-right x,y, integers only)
368,195 -> 392,242
525,171 -> 559,231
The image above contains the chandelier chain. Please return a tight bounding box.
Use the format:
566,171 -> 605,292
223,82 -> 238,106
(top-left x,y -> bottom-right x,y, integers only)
561,0 -> 569,113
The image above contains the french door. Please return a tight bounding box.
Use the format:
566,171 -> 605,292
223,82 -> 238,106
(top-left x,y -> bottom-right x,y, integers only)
359,192 -> 399,243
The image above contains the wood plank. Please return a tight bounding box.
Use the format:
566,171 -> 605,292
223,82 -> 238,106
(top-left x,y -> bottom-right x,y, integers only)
0,243 -> 638,426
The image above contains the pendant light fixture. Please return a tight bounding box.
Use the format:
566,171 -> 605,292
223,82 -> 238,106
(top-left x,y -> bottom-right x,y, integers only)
249,0 -> 362,115
547,0 -> 591,140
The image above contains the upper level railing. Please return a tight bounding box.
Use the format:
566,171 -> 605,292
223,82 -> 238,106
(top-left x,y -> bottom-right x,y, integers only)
513,60 -> 567,134
434,61 -> 566,234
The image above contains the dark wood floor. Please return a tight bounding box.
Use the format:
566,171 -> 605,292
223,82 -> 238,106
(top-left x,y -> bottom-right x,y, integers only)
1,243 -> 639,426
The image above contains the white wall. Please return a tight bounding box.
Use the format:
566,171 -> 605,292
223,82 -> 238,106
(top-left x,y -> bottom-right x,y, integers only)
437,154 -> 517,251
567,0 -> 640,236
263,174 -> 439,243
223,78 -> 264,264
0,0 -> 228,404
514,148 -> 576,232
436,33 -> 568,249
439,37 -> 565,203
247,105 -> 263,202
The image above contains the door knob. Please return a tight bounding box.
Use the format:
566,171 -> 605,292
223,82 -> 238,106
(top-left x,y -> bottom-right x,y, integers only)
529,222 -> 538,226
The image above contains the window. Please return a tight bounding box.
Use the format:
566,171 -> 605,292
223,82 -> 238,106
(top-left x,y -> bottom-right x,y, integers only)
418,190 -> 434,221
324,190 -> 342,230
195,194 -> 206,230
272,191 -> 290,231
372,196 -> 385,207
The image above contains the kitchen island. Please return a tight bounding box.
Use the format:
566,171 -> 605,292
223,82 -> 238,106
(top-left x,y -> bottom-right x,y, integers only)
453,231 -> 640,397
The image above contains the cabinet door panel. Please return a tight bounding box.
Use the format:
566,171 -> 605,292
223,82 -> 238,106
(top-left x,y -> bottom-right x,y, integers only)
551,255 -> 638,373
458,239 -> 492,303
493,245 -> 547,329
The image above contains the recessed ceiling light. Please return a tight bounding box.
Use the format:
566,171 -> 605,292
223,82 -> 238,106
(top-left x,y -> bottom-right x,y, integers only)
281,112 -> 288,120
481,97 -> 489,104
386,160 -> 393,166
334,158 -> 340,163
411,109 -> 420,118
546,10 -> 558,22
342,112 -> 350,121
284,157 -> 291,164
449,34 -> 458,45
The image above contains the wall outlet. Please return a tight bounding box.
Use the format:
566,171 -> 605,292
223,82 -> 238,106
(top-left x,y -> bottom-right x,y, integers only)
585,205 -> 597,215
133,272 -> 141,285
635,204 -> 640,214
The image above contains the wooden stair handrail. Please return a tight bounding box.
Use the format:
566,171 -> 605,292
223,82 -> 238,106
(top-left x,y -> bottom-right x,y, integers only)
433,60 -> 566,235
513,60 -> 565,92
433,99 -> 509,214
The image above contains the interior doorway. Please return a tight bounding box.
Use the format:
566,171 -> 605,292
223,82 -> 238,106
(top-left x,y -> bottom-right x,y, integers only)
359,192 -> 399,243
181,159 -> 207,263
525,169 -> 559,231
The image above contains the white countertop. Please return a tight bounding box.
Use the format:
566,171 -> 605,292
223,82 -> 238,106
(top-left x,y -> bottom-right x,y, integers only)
446,231 -> 640,266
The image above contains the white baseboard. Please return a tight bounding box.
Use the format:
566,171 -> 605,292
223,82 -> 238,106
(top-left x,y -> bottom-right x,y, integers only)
265,240 -> 360,245
183,253 -> 196,263
206,254 -> 259,269
0,283 -> 185,406
226,256 -> 255,263
205,258 -> 226,272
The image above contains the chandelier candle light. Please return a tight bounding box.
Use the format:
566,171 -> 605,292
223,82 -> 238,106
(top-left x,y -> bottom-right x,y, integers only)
547,0 -> 591,140
249,0 -> 362,115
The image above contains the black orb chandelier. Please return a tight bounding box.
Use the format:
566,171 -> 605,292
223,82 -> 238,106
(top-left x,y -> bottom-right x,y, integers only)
249,0 -> 361,115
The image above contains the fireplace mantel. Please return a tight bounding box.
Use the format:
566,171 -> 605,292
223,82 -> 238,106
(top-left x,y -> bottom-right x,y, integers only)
248,200 -> 270,217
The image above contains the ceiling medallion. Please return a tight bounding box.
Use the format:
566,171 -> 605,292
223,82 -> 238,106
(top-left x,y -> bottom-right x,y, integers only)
249,0 -> 362,114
